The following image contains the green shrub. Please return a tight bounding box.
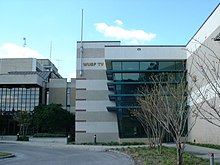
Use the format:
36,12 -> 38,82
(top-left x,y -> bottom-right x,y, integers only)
79,141 -> 145,146
17,136 -> 29,141
0,152 -> 11,156
188,142 -> 220,150
121,142 -> 145,146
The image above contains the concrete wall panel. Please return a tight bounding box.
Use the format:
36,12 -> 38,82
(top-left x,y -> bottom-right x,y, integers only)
76,111 -> 117,122
76,121 -> 118,133
105,46 -> 186,60
75,133 -> 119,143
76,70 -> 107,80
76,90 -> 109,100
76,80 -> 109,90
76,100 -> 115,112
77,48 -> 105,58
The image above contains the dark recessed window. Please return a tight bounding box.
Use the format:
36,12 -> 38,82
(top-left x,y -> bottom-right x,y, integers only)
214,33 -> 220,41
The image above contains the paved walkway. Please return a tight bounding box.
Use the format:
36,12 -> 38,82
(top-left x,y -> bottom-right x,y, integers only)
1,137 -> 220,163
164,143 -> 220,163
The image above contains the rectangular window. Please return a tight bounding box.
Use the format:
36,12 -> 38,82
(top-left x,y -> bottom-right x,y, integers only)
112,62 -> 121,70
66,87 -> 70,106
123,73 -> 139,81
140,62 -> 158,70
159,61 -> 175,70
115,85 -> 122,94
122,62 -> 139,70
176,61 -> 185,70
114,73 -> 122,81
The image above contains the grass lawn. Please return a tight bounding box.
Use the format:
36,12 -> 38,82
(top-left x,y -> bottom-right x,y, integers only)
188,142 -> 220,150
116,146 -> 219,165
0,152 -> 11,156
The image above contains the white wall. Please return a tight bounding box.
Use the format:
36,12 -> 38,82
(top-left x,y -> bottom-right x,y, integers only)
0,58 -> 36,74
0,74 -> 43,86
105,46 -> 187,60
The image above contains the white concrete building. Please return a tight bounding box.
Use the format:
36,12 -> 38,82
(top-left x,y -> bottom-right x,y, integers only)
75,3 -> 220,144
0,58 -> 75,134
76,42 -> 187,143
186,4 -> 220,144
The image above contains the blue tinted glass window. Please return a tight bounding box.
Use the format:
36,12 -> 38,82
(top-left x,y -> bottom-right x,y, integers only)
176,61 -> 185,70
112,62 -> 121,70
159,62 -> 175,70
122,62 -> 139,70
140,62 -> 158,70
140,62 -> 152,70
108,60 -> 186,138
114,73 -> 122,81
123,73 -> 139,81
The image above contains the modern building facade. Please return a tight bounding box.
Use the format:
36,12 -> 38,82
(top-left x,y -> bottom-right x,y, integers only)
76,3 -> 220,144
0,58 -> 75,134
75,42 -> 187,143
1,4 -> 219,144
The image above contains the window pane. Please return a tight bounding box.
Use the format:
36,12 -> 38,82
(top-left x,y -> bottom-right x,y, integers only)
159,62 -> 175,70
123,73 -> 139,81
176,61 -> 185,70
139,73 -> 156,81
36,88 -> 39,95
122,62 -> 139,70
140,62 -> 158,70
114,73 -> 122,81
115,85 -> 122,94
112,62 -> 121,70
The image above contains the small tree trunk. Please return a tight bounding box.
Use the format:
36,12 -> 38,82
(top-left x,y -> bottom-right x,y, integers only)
25,124 -> 29,137
22,125 -> 25,137
176,141 -> 183,165
19,125 -> 22,135
158,139 -> 162,154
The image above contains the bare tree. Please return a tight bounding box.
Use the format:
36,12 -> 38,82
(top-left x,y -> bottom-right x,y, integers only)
14,111 -> 32,138
135,73 -> 196,165
187,39 -> 220,127
132,87 -> 165,154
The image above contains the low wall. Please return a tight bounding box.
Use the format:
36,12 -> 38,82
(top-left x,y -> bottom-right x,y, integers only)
0,135 -> 67,144
0,135 -> 17,141
29,137 -> 67,144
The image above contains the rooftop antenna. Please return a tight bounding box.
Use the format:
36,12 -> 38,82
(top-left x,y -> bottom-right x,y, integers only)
23,37 -> 27,56
79,9 -> 84,76
55,59 -> 62,69
50,41 -> 52,61
49,41 -> 53,71
23,37 -> 27,47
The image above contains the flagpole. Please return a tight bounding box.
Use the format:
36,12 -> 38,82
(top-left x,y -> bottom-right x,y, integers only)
79,9 -> 84,77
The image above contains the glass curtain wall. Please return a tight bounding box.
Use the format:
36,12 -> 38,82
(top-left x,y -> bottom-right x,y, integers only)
0,86 -> 41,112
107,60 -> 186,138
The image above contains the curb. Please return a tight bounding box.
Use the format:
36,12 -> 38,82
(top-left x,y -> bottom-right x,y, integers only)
107,149 -> 135,165
0,154 -> 15,159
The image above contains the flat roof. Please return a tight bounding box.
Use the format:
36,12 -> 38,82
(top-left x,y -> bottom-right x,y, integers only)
105,45 -> 185,48
77,41 -> 120,43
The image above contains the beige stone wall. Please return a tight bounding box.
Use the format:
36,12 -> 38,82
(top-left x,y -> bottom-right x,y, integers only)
75,42 -> 120,143
48,79 -> 67,106
0,58 -> 36,74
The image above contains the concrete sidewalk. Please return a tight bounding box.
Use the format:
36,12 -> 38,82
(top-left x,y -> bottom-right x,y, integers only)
164,143 -> 220,163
